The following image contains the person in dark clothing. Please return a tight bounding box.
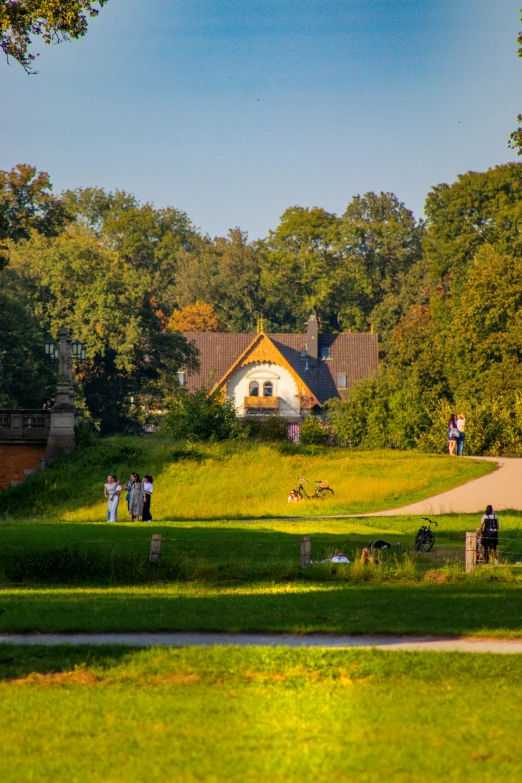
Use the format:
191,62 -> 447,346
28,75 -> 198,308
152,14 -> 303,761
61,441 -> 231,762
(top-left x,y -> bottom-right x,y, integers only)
447,414 -> 459,456
480,504 -> 499,564
142,475 -> 153,522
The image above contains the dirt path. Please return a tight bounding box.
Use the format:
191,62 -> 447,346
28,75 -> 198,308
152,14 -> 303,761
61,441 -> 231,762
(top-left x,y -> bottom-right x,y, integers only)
361,456 -> 522,517
1,631 -> 522,654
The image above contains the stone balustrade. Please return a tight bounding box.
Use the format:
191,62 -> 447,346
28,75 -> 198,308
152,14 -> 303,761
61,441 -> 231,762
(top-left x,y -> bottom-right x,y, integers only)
0,410 -> 51,443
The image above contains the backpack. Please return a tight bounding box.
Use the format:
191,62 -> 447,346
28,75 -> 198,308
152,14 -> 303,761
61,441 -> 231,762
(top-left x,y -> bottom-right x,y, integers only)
483,514 -> 498,535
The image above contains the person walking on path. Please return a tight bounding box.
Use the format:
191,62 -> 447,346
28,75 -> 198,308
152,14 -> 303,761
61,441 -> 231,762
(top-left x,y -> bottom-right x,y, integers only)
456,413 -> 467,456
128,472 -> 144,521
447,415 -> 459,456
480,504 -> 499,564
104,474 -> 122,522
142,475 -> 154,522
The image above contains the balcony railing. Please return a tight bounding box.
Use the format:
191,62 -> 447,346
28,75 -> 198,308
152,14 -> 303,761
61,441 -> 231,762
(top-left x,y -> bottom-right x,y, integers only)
244,396 -> 279,410
0,410 -> 51,442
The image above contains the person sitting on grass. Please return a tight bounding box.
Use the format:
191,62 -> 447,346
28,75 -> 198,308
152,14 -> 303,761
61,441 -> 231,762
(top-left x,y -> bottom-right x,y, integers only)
287,489 -> 302,503
480,504 -> 499,565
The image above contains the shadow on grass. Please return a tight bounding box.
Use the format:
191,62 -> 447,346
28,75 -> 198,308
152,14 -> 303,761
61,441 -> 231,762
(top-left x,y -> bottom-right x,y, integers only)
0,519 -> 495,584
1,582 -> 522,637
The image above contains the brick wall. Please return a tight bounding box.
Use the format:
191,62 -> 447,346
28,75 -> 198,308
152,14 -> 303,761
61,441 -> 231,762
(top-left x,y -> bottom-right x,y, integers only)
0,444 -> 46,489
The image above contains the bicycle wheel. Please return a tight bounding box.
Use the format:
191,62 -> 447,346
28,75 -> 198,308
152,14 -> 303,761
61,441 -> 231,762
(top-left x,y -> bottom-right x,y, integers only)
316,487 -> 334,500
419,531 -> 435,553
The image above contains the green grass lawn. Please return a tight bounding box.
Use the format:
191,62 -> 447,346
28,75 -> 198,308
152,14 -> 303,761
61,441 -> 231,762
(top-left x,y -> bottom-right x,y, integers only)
2,511 -> 522,583
2,513 -> 522,636
1,646 -> 521,782
0,437 -> 495,521
3,580 -> 522,637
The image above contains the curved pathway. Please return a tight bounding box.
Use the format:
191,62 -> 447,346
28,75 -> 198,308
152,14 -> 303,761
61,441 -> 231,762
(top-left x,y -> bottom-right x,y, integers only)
360,456 -> 522,517
248,457 -> 521,520
1,632 -> 522,654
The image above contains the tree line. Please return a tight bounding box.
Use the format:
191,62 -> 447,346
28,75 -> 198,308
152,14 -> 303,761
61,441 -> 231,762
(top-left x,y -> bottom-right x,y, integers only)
2,161 -> 522,453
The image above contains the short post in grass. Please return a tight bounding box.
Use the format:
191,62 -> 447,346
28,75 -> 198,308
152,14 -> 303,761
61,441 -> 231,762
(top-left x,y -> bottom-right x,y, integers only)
465,532 -> 476,573
149,534 -> 162,563
300,536 -> 311,569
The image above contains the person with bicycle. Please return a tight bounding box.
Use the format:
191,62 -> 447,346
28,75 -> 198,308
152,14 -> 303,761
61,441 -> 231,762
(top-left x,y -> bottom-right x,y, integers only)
480,504 -> 499,564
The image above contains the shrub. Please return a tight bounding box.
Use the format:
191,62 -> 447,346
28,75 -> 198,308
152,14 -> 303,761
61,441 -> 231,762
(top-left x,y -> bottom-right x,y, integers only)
232,417 -> 289,442
299,415 -> 331,446
160,388 -> 237,441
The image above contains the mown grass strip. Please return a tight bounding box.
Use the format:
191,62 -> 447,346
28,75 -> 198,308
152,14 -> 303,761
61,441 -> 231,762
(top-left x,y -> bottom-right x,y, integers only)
0,647 -> 521,783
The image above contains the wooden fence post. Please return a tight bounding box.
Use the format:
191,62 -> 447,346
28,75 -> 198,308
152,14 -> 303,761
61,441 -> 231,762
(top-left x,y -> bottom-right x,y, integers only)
300,536 -> 311,569
465,531 -> 476,573
149,534 -> 162,562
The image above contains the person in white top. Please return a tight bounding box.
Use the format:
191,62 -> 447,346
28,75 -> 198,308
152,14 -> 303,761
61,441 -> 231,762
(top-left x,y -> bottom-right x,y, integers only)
456,414 -> 466,456
104,474 -> 122,522
142,474 -> 154,522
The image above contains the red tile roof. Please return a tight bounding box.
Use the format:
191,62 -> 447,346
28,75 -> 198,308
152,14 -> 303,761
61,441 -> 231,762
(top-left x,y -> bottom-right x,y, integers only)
182,331 -> 378,404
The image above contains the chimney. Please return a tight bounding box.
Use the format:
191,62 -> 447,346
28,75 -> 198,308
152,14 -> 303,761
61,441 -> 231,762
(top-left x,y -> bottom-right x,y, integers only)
307,313 -> 319,364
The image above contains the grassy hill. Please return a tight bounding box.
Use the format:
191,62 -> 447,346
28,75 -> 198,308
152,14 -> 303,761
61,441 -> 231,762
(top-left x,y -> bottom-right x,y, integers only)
0,437 -> 495,521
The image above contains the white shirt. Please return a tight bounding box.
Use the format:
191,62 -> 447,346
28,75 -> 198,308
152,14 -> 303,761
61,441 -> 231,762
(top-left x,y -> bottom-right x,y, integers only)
143,481 -> 153,494
105,482 -> 122,500
456,418 -> 466,433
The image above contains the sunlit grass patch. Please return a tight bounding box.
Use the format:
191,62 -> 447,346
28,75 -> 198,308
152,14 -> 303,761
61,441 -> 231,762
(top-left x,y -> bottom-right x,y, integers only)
1,647 -> 522,782
0,437 -> 494,521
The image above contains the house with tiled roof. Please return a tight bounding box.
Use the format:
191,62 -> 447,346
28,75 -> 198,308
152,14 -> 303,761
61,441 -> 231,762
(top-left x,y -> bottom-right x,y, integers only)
179,316 -> 378,422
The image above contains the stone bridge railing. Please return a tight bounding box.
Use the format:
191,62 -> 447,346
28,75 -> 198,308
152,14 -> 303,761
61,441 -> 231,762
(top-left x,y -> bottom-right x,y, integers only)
0,410 -> 51,443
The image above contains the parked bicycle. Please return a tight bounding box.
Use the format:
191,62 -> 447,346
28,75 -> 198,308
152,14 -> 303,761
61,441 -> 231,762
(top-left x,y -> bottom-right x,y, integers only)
414,517 -> 438,552
295,477 -> 334,500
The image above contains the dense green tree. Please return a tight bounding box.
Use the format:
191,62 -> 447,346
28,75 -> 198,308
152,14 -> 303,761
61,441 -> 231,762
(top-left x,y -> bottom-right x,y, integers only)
0,270 -> 55,407
338,192 -> 425,333
448,246 -> 522,401
424,163 -> 522,280
260,207 -> 342,331
63,187 -> 201,312
0,164 -> 69,268
7,227 -> 198,432
0,0 -> 108,72
175,229 -> 263,331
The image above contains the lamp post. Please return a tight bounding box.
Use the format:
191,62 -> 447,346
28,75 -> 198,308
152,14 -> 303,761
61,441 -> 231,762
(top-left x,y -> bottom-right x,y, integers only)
44,339 -> 59,362
44,330 -> 86,404
72,339 -> 87,361
43,327 -> 86,462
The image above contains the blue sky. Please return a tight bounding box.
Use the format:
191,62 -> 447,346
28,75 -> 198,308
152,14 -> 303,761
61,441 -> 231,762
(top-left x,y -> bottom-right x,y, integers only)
0,0 -> 520,238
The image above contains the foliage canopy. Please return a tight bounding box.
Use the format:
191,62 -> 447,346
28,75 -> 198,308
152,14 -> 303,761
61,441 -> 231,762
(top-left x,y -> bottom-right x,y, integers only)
0,0 -> 108,72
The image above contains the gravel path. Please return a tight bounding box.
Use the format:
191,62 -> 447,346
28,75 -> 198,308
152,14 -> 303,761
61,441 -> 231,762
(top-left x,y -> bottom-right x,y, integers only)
1,632 -> 522,654
363,456 -> 522,516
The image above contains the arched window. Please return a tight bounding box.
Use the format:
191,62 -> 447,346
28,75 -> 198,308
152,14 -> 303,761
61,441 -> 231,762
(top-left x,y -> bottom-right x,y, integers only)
249,381 -> 259,396
263,381 -> 273,397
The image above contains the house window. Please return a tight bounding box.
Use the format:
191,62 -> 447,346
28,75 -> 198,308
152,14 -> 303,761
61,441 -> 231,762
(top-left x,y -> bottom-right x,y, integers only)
177,371 -> 186,386
320,346 -> 331,360
263,381 -> 273,397
338,373 -> 347,388
249,381 -> 259,396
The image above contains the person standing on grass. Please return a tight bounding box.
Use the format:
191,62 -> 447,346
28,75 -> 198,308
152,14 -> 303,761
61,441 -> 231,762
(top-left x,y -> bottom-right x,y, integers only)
142,475 -> 154,522
104,474 -> 122,522
456,413 -> 467,456
480,504 -> 499,564
128,472 -> 144,521
447,414 -> 459,456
